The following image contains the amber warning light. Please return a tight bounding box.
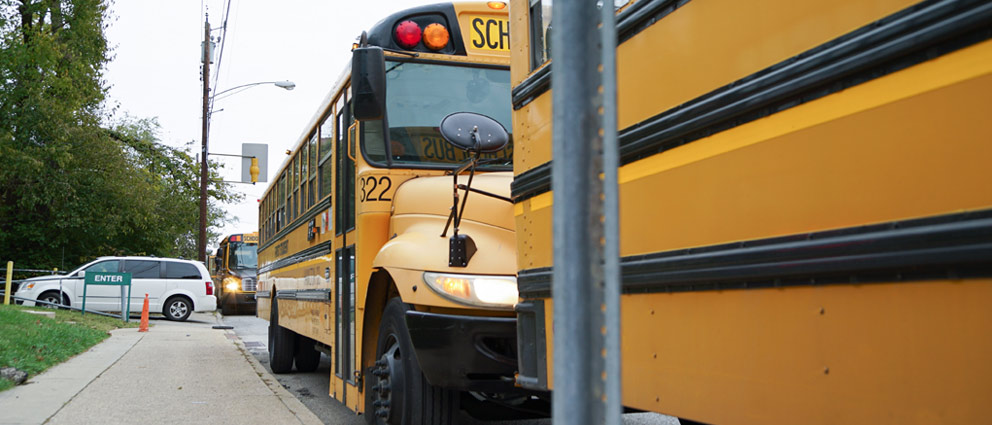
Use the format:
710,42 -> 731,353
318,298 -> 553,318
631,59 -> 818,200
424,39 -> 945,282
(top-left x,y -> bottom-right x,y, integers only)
488,1 -> 506,9
423,23 -> 450,50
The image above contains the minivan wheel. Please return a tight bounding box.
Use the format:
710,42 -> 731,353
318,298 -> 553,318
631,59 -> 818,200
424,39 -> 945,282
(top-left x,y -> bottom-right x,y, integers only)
163,296 -> 192,321
38,291 -> 67,309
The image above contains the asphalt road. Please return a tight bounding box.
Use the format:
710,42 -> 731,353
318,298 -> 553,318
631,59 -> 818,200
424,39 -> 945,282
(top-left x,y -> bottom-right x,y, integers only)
220,313 -> 680,425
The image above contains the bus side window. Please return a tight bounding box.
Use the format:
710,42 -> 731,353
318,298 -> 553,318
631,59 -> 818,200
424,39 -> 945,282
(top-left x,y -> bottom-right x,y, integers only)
529,0 -> 552,70
319,109 -> 334,201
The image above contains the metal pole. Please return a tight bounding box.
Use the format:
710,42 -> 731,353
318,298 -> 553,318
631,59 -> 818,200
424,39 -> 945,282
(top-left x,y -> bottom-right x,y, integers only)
601,1 -> 622,423
4,261 -> 12,305
198,18 -> 211,263
551,1 -> 613,424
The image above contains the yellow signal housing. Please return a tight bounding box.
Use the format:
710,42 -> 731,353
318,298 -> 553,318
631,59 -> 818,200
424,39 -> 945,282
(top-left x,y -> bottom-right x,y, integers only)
249,157 -> 260,183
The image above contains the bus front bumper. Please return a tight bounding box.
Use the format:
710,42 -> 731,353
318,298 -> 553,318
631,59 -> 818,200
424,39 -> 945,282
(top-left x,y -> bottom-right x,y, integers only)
406,310 -> 518,392
220,291 -> 257,311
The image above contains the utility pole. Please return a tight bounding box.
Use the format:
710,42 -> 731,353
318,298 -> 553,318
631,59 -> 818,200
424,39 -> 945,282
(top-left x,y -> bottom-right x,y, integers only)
198,17 -> 211,263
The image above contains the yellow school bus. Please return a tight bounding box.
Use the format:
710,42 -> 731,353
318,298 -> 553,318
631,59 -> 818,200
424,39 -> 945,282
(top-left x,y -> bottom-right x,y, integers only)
510,0 -> 992,424
212,232 -> 258,315
256,2 -> 536,422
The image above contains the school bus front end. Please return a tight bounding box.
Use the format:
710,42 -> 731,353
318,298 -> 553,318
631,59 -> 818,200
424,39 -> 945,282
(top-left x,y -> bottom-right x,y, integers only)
359,168 -> 523,399
511,0 -> 992,424
257,2 -> 544,422
213,232 -> 258,315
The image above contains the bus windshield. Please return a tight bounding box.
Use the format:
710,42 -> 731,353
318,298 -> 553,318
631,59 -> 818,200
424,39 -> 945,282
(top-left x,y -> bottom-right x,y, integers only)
229,243 -> 257,270
364,61 -> 513,168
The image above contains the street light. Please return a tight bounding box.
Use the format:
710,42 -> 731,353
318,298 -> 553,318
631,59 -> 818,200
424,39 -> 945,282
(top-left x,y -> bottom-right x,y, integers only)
210,80 -> 295,103
199,20 -> 296,263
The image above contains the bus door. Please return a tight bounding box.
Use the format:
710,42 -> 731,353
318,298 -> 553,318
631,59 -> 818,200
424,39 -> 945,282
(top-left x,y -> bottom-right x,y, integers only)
333,87 -> 359,401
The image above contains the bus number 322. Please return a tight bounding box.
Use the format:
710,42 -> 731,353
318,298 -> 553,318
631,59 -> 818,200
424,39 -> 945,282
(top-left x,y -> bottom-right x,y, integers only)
360,176 -> 392,202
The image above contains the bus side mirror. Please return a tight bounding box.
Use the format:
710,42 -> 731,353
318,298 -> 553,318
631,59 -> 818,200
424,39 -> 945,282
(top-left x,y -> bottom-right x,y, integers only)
439,112 -> 509,153
437,112 -> 510,268
352,47 -> 386,121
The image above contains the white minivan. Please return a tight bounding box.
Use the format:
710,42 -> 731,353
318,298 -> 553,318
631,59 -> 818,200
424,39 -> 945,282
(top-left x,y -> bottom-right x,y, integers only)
17,256 -> 217,321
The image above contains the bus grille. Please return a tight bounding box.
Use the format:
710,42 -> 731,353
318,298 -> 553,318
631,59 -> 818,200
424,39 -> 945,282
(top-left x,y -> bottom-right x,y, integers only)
242,277 -> 257,292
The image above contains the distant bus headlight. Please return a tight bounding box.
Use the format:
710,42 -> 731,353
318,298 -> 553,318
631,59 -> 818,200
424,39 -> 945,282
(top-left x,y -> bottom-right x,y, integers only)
423,272 -> 517,309
223,277 -> 241,292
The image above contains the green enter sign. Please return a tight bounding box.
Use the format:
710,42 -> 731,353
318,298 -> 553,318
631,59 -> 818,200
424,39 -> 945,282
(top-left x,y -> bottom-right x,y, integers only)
86,272 -> 131,285
82,272 -> 132,322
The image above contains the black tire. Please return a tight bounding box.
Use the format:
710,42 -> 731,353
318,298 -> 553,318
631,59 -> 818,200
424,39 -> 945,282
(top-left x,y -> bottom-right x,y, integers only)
294,335 -> 321,373
37,291 -> 67,309
220,300 -> 234,316
268,299 -> 296,374
163,296 -> 192,321
366,298 -> 459,425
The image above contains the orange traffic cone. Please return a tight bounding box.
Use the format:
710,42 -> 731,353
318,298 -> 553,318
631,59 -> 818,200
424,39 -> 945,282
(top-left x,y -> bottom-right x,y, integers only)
138,293 -> 150,332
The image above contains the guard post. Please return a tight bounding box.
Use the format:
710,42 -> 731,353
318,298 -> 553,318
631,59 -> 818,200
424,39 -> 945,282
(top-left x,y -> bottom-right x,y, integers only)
4,261 -> 12,305
82,272 -> 133,322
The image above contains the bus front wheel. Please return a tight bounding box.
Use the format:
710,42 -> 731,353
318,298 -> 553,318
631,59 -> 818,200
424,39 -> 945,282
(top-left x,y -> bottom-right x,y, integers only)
366,298 -> 458,425
268,299 -> 296,373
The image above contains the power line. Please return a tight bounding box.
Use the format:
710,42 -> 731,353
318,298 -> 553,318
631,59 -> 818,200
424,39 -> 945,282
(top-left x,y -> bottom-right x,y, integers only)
208,0 -> 234,121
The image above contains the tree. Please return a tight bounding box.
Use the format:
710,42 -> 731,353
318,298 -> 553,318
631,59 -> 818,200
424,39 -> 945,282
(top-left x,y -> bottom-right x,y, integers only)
0,1 -> 241,271
107,116 -> 242,260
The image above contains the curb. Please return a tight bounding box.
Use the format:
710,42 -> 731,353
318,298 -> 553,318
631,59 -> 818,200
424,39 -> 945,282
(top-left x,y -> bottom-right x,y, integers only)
224,330 -> 324,425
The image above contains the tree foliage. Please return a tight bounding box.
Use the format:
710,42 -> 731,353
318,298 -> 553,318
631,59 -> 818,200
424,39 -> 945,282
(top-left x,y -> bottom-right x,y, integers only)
0,0 -> 240,271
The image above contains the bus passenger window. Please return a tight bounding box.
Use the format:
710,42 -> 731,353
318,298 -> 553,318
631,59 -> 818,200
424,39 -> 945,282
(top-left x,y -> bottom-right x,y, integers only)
529,0 -> 552,70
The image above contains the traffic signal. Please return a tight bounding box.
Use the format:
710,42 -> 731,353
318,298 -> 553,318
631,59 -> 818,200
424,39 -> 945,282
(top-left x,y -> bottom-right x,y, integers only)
250,157 -> 260,183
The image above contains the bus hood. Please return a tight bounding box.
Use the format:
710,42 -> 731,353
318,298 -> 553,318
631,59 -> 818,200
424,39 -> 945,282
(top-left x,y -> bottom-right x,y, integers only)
392,172 -> 514,231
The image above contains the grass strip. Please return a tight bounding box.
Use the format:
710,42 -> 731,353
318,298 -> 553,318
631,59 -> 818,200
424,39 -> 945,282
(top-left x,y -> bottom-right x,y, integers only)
0,305 -> 138,391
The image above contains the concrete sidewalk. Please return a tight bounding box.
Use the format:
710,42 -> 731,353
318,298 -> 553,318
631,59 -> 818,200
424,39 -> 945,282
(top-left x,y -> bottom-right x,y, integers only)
0,313 -> 322,425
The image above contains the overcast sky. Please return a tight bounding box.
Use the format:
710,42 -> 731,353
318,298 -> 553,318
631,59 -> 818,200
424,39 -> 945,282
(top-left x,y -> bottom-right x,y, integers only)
103,0 -> 436,252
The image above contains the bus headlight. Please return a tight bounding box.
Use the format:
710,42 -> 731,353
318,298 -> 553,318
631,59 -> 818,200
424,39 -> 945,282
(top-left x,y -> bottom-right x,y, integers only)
423,272 -> 518,309
223,277 -> 241,292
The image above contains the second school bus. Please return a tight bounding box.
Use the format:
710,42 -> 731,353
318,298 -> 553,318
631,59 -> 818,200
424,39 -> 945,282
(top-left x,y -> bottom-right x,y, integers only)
212,232 -> 258,314
510,0 -> 992,424
256,2 -> 541,423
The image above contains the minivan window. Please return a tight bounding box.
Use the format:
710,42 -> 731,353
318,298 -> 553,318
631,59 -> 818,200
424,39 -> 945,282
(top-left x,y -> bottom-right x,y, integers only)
124,260 -> 160,278
83,260 -> 119,274
164,262 -> 201,279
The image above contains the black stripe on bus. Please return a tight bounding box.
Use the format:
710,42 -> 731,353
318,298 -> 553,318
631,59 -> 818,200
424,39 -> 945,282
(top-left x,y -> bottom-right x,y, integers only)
511,64 -> 550,110
511,0 -> 992,202
509,163 -> 551,204
517,209 -> 992,299
616,0 -> 690,44
259,198 -> 330,252
259,241 -> 333,275
511,0 -> 692,110
255,290 -> 271,299
275,289 -> 332,301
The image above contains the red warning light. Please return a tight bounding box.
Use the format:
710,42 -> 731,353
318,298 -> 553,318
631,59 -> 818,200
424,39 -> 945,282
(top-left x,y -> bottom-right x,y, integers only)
395,20 -> 422,49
